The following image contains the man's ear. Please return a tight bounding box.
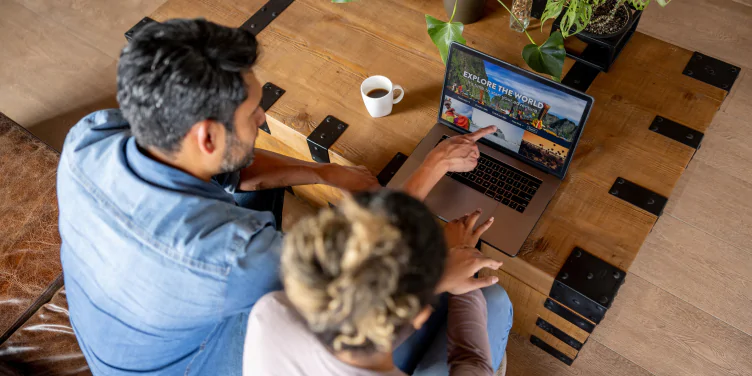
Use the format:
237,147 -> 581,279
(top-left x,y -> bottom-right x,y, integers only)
195,120 -> 223,155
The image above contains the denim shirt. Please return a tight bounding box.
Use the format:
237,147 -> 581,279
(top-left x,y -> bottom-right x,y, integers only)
57,110 -> 283,375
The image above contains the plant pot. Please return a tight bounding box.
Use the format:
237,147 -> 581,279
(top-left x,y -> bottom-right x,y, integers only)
580,1 -> 632,39
444,0 -> 487,24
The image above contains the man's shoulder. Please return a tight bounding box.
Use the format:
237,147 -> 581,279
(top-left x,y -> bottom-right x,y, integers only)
63,109 -> 129,151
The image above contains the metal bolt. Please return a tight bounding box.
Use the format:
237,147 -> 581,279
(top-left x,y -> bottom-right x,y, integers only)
706,67 -> 716,75
686,133 -> 694,140
610,189 -> 619,195
320,133 -> 326,139
272,11 -> 278,17
574,79 -> 581,84
261,6 -> 267,11
656,117 -> 663,123
560,356 -> 567,362
574,249 -> 582,258
572,298 -> 580,305
569,339 -> 577,347
578,321 -> 586,328
723,84 -> 730,89
617,178 -> 625,184
275,89 -> 282,96
587,272 -> 594,280
613,271 -> 621,279
561,272 -> 569,280
545,301 -> 554,309
249,23 -> 256,29
647,198 -> 655,205
686,70 -> 694,76
730,67 -> 738,73
326,117 -> 331,123
649,125 -> 659,131
696,54 -> 703,60
600,296 -> 609,304
264,83 -> 271,90
337,124 -> 345,130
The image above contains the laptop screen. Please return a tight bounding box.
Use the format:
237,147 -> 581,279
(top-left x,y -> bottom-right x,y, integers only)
440,44 -> 592,177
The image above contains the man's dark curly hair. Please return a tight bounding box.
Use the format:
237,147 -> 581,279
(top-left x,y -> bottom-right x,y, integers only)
117,18 -> 258,152
282,190 -> 447,353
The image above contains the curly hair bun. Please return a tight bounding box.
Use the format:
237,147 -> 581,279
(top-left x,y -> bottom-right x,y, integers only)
282,196 -> 421,352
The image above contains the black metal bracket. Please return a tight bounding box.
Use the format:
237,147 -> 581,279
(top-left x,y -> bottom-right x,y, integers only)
550,247 -> 626,324
125,17 -> 157,42
609,177 -> 668,216
536,318 -> 584,350
683,52 -> 740,92
544,298 -> 595,333
649,116 -> 703,149
562,62 -> 601,92
530,335 -> 575,366
307,116 -> 348,163
259,83 -> 286,134
240,0 -> 295,36
377,152 -> 409,186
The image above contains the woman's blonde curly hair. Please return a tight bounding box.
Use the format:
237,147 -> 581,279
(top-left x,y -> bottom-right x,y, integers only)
282,190 -> 446,353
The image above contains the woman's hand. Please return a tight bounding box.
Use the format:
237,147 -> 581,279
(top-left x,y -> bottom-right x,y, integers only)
444,208 -> 494,249
425,126 -> 496,173
436,209 -> 502,295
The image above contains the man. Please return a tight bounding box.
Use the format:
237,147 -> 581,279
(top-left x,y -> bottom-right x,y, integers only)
57,19 -> 382,375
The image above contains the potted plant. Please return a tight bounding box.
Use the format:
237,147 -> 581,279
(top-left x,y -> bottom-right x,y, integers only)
540,0 -> 670,39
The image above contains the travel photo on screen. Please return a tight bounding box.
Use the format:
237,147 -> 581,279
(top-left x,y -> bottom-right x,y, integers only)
441,96 -> 474,130
470,109 -> 524,153
519,131 -> 569,172
445,48 -> 587,145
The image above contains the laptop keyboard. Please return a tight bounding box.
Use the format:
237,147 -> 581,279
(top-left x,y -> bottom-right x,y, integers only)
438,136 -> 542,213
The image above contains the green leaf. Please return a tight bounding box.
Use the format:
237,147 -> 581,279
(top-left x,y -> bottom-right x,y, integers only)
540,0 -> 566,31
522,31 -> 565,79
425,14 -> 466,63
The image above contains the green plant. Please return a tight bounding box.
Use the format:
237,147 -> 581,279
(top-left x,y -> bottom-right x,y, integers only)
541,0 -> 671,38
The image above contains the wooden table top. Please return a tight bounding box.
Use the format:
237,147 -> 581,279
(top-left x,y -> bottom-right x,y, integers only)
149,0 -> 727,295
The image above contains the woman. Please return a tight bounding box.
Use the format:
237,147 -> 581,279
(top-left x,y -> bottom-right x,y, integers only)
243,190 -> 513,375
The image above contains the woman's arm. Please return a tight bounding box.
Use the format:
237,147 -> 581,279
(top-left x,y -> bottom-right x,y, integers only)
446,290 -> 494,376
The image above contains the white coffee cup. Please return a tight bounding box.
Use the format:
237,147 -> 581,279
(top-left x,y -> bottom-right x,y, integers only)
360,76 -> 405,118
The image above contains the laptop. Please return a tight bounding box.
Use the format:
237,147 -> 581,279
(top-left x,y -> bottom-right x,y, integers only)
387,42 -> 594,257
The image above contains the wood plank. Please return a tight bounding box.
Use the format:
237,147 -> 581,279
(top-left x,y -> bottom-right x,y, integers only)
150,0 -> 251,25
591,275 -> 752,376
13,0 -> 166,58
280,191 -> 316,232
479,267 -> 590,344
0,0 -> 116,146
505,332 -> 653,376
722,68 -> 752,121
637,0 -> 752,71
664,159 -> 752,252
630,214 -> 752,335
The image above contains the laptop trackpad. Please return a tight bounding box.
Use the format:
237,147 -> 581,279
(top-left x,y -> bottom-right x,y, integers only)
424,177 -> 498,225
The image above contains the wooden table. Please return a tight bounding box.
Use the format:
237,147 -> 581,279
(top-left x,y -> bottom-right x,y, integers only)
144,0 -> 729,364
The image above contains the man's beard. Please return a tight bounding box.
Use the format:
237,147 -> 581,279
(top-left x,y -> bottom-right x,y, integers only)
219,134 -> 255,173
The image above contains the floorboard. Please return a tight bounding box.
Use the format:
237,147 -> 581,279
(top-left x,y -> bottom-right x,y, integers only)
631,214 -> 752,335
591,275 -> 752,376
11,0 -> 166,59
505,333 -> 654,376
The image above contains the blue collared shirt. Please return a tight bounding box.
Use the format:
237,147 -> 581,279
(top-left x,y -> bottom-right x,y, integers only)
57,110 -> 283,375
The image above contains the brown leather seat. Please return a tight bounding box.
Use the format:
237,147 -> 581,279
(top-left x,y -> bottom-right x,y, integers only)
0,113 -> 90,374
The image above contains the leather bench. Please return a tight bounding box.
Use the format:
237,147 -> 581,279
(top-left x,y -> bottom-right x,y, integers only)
0,112 -> 90,375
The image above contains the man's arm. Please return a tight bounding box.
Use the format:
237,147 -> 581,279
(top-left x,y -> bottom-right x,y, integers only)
446,290 -> 494,376
238,149 -> 378,192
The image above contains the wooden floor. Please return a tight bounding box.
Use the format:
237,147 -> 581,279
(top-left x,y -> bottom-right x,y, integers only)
1,0 -> 750,375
